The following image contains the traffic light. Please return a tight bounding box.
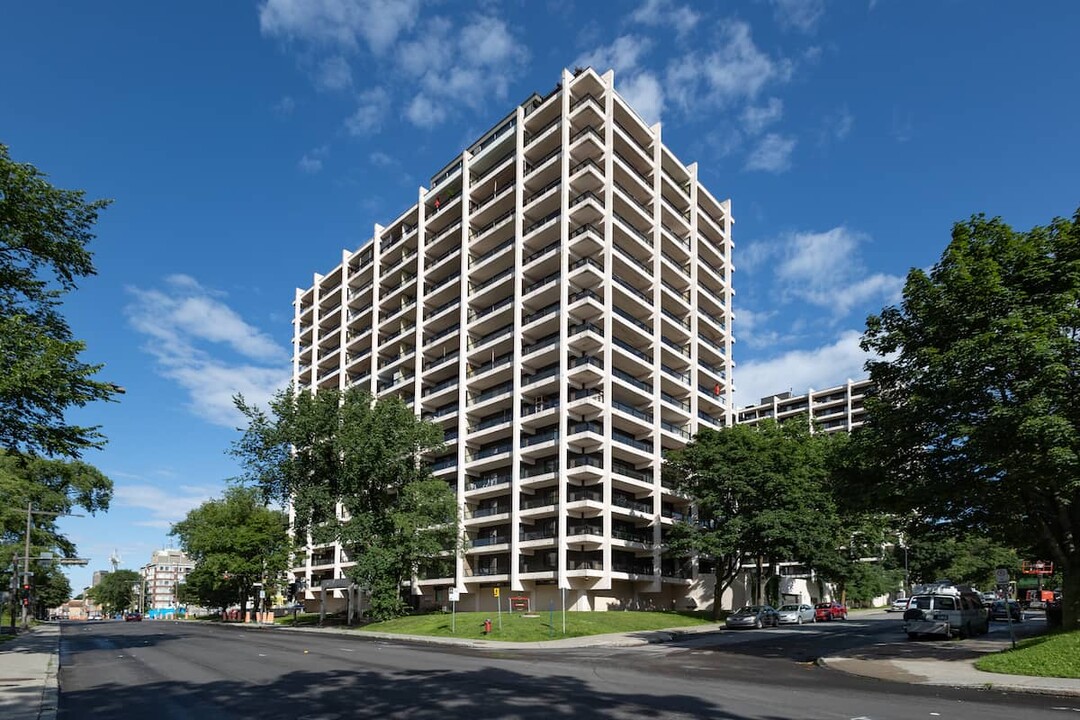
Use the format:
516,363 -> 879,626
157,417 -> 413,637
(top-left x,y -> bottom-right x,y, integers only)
286,582 -> 297,601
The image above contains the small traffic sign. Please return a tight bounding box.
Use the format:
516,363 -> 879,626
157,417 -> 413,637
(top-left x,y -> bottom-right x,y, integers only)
493,587 -> 500,598
995,568 -> 1010,584
448,588 -> 460,603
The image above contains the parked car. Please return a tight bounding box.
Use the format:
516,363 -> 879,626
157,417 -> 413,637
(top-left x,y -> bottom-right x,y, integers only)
124,612 -> 142,622
989,600 -> 1023,622
725,605 -> 780,629
903,584 -> 989,639
887,597 -> 910,613
776,603 -> 816,624
814,601 -> 847,621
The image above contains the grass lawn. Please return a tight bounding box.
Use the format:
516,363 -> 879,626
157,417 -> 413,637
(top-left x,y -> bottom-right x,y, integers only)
355,610 -> 714,642
974,629 -> 1080,679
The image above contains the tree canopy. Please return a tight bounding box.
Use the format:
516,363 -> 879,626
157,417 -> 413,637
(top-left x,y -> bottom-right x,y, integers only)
233,386 -> 457,620
860,208 -> 1080,628
0,143 -> 120,458
664,419 -> 843,614
87,569 -> 141,615
170,486 -> 291,620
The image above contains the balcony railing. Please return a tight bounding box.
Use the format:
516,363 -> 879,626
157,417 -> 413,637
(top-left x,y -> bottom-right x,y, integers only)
466,475 -> 511,491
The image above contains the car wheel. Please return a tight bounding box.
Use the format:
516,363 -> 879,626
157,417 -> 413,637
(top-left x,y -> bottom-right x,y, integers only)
797,616 -> 803,625
755,618 -> 763,629
907,632 -> 918,640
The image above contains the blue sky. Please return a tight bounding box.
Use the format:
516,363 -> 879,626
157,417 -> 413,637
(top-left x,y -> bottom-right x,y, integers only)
3,0 -> 1077,593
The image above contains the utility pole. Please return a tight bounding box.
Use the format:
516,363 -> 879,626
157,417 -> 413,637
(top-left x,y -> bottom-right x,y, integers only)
14,503 -> 85,629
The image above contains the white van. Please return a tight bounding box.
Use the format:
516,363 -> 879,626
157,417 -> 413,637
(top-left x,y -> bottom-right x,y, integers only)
902,584 -> 989,639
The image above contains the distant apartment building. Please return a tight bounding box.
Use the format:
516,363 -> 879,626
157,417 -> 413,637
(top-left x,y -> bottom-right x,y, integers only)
291,67 -> 734,612
736,379 -> 871,433
140,549 -> 193,610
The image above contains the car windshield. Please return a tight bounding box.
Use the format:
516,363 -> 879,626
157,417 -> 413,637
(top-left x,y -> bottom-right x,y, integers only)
778,605 -> 799,611
815,603 -> 830,609
734,606 -> 762,615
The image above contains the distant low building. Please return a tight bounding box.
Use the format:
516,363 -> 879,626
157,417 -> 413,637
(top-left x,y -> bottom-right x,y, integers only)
736,379 -> 871,433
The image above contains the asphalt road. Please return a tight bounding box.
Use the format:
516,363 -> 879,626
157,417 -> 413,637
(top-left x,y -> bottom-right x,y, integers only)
59,613 -> 1077,720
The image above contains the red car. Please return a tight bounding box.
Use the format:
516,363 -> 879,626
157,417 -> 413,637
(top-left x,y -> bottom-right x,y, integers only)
125,612 -> 142,622
814,601 -> 847,621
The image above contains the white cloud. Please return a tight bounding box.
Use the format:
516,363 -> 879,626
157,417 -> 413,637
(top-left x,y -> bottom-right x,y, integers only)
771,0 -> 826,34
667,20 -> 791,114
273,95 -> 296,115
631,0 -> 700,36
315,55 -> 352,91
619,72 -> 664,125
369,151 -> 395,167
741,97 -> 784,135
258,0 -> 419,54
396,14 -> 526,128
344,87 -> 390,136
298,145 -> 328,174
751,226 -> 905,316
125,276 -> 290,428
574,35 -> 653,76
114,482 -> 220,529
405,94 -> 447,128
823,104 -> 854,142
735,330 -> 871,409
261,4 -> 527,133
745,133 -> 796,172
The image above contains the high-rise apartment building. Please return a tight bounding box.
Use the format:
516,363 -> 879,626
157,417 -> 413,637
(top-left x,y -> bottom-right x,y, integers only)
736,379 -> 871,433
291,68 -> 733,612
140,549 -> 193,611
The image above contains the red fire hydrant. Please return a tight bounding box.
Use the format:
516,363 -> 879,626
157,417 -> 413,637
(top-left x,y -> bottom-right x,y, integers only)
483,618 -> 492,635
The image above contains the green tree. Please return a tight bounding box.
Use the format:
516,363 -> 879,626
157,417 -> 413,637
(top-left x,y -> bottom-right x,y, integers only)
233,387 -> 458,620
860,209 -> 1080,628
664,419 -> 842,616
0,143 -> 119,459
176,564 -> 238,616
32,563 -> 72,617
87,569 -> 140,615
900,524 -> 1021,591
170,486 -> 291,622
0,451 -> 112,625
811,513 -> 901,606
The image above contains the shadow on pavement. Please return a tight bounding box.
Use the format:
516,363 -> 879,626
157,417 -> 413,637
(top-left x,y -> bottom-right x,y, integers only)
61,665 -> 801,720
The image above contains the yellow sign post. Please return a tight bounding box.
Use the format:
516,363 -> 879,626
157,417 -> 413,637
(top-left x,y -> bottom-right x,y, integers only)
493,587 -> 500,598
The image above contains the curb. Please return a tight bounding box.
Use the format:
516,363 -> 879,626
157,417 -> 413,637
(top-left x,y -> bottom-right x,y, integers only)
205,618 -> 716,650
816,655 -> 1080,698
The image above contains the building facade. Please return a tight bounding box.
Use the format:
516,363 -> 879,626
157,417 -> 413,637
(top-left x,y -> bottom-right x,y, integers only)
736,379 -> 871,433
140,549 -> 193,612
291,67 -> 734,612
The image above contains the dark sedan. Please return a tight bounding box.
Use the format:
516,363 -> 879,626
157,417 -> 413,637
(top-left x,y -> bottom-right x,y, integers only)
124,612 -> 142,622
725,605 -> 780,629
989,600 -> 1023,622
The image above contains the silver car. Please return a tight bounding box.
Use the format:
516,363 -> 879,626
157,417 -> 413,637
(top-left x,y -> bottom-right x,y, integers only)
725,605 -> 780,629
777,603 -> 815,624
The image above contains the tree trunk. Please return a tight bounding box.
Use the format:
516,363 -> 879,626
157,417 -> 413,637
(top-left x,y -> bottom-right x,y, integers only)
239,585 -> 248,624
754,556 -> 764,604
1062,566 -> 1080,631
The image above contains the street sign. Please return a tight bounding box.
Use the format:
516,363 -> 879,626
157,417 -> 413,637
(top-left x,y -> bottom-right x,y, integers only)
492,587 -> 500,598
995,568 -> 1010,584
448,588 -> 460,603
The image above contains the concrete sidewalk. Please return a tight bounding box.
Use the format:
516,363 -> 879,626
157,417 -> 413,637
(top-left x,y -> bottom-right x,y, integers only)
819,630 -> 1080,698
0,624 -> 59,720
